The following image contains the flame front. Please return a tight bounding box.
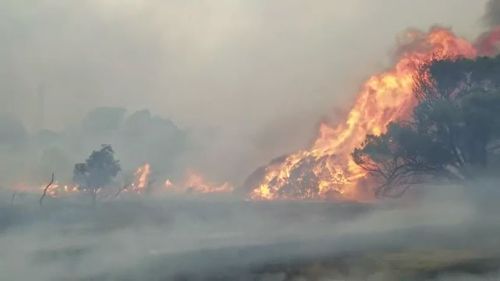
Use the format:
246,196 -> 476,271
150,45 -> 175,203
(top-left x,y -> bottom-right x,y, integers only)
249,28 -> 477,201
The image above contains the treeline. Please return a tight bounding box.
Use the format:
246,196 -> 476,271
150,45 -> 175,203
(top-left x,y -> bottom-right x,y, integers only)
353,55 -> 500,197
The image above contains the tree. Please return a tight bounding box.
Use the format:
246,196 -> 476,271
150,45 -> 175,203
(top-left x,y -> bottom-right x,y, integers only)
73,145 -> 121,205
413,56 -> 500,169
353,56 -> 500,197
352,123 -> 455,197
461,90 -> 500,165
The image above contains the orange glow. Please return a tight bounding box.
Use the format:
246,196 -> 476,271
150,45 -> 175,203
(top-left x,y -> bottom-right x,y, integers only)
164,179 -> 174,188
248,28 -> 477,201
9,182 -> 78,197
131,163 -> 151,193
183,171 -> 234,193
7,164 -> 232,199
42,182 -> 79,198
164,171 -> 234,194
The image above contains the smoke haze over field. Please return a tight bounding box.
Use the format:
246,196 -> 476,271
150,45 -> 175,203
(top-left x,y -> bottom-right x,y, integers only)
0,0 -> 493,183
2,184 -> 500,280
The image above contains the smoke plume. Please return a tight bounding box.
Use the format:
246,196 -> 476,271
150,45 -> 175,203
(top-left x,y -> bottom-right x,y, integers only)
484,0 -> 500,27
0,0 -> 490,185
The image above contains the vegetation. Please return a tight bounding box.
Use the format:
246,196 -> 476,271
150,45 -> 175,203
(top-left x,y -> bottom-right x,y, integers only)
73,144 -> 121,204
353,56 -> 500,197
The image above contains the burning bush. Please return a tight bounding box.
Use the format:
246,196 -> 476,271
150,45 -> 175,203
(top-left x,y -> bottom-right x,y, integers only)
245,28 -> 478,201
245,26 -> 500,201
353,55 -> 500,197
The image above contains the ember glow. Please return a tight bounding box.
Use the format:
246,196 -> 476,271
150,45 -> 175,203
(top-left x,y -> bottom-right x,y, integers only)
248,28 -> 478,201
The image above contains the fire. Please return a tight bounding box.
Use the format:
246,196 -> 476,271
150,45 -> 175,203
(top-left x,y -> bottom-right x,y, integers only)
130,163 -> 151,193
10,182 -> 79,198
7,164 -> 232,201
182,171 -> 234,193
165,171 -> 234,194
248,27 -> 478,201
45,183 -> 79,197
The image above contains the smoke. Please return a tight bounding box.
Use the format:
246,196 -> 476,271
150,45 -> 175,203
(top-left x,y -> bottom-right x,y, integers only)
0,108 -> 188,187
474,0 -> 500,56
484,0 -> 500,27
0,0 -> 490,184
1,2 -> 500,279
1,183 -> 500,280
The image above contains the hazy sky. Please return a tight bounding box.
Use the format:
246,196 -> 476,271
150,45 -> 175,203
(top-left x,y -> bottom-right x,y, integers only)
0,0 -> 488,126
0,0 -> 492,180
485,0 -> 500,26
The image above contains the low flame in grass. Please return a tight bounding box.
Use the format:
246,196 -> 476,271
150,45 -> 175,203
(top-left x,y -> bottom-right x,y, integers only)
8,165 -> 233,201
164,171 -> 234,194
9,183 -> 77,197
182,171 -> 234,193
47,184 -> 79,197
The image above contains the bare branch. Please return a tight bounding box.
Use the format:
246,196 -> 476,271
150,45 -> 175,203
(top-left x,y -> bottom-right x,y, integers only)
39,173 -> 55,207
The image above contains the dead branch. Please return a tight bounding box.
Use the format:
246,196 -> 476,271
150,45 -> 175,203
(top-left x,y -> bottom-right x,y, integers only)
39,173 -> 55,207
114,183 -> 130,199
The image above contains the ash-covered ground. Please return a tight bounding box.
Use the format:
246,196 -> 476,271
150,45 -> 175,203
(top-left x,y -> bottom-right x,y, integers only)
2,184 -> 500,281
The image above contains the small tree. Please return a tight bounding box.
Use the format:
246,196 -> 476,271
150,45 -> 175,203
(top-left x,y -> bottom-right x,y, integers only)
73,145 -> 121,205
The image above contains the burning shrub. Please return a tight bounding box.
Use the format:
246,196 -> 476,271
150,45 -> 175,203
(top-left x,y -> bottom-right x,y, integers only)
246,28 -> 478,201
354,56 -> 500,196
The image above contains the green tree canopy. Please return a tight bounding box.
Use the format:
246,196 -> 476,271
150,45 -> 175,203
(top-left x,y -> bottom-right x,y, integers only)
73,145 -> 121,202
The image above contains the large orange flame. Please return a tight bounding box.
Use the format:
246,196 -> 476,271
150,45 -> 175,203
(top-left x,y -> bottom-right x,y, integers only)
248,28 -> 478,201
